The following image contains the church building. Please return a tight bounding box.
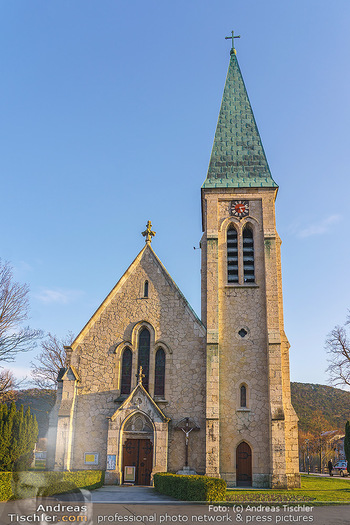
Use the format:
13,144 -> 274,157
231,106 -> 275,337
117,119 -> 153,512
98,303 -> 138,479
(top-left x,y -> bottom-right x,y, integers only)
47,38 -> 300,489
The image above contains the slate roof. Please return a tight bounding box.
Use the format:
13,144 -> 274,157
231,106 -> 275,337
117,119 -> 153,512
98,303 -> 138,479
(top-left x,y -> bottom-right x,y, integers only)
56,366 -> 80,382
202,51 -> 277,189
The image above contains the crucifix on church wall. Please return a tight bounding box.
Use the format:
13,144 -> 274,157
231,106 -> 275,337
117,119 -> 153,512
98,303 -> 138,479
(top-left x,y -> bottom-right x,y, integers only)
175,417 -> 200,468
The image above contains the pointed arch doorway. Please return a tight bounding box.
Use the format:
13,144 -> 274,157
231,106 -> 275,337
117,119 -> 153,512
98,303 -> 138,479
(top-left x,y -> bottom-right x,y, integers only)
122,438 -> 153,485
106,382 -> 170,485
236,442 -> 252,487
122,413 -> 154,485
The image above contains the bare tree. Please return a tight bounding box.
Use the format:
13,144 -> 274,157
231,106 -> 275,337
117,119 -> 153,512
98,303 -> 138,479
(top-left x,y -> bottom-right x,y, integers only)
31,332 -> 75,389
0,369 -> 24,403
326,312 -> 350,388
0,260 -> 42,362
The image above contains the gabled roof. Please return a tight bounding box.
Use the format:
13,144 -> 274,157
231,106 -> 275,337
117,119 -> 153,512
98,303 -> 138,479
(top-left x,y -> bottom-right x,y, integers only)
57,366 -> 80,382
111,382 -> 170,423
202,51 -> 277,189
72,243 -> 205,349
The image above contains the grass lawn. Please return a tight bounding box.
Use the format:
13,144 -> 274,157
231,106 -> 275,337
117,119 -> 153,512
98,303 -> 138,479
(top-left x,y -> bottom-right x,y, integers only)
226,474 -> 350,505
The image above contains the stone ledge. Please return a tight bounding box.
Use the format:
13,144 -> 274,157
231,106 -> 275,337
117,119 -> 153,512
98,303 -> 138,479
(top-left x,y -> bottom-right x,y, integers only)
154,398 -> 168,406
207,330 -> 219,343
264,229 -> 276,239
224,283 -> 259,289
268,330 -> 281,344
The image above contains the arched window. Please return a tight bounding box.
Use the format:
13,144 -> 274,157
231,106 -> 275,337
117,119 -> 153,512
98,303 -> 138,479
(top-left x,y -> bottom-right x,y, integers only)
138,328 -> 150,392
144,280 -> 149,298
227,227 -> 238,283
243,226 -> 255,283
120,348 -> 132,395
240,385 -> 247,408
124,413 -> 153,433
154,348 -> 165,397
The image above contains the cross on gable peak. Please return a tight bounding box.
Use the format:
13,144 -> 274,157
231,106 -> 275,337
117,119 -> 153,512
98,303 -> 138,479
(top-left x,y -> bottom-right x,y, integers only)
142,220 -> 156,244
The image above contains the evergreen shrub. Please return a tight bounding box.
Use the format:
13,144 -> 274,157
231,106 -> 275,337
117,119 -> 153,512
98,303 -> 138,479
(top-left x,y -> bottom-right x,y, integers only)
0,473 -> 12,501
345,421 -> 350,473
0,402 -> 38,471
0,470 -> 104,501
153,473 -> 226,502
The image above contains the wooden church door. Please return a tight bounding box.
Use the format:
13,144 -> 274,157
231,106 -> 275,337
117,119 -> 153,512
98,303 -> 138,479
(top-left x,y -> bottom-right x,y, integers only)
236,441 -> 252,487
122,439 -> 153,485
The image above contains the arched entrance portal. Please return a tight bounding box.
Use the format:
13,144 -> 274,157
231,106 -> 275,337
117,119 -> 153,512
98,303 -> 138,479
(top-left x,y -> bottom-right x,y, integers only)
122,413 -> 154,485
236,442 -> 252,487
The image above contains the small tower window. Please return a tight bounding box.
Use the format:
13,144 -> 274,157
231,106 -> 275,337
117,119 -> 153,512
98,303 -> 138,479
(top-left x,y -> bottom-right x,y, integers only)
154,347 -> 165,397
138,328 -> 150,392
243,226 -> 255,283
144,280 -> 149,298
227,227 -> 238,283
238,328 -> 248,338
240,385 -> 247,408
120,347 -> 132,395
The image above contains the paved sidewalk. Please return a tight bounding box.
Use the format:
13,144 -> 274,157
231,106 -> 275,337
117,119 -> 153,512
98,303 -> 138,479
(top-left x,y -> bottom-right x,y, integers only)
89,485 -> 179,504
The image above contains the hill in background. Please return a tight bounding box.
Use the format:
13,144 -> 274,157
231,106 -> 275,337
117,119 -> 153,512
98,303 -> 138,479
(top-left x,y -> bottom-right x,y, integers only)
291,382 -> 350,435
14,389 -> 56,438
7,383 -> 350,440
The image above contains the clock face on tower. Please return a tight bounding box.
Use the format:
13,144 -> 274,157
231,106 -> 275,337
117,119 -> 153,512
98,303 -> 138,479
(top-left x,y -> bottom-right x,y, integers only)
230,200 -> 249,218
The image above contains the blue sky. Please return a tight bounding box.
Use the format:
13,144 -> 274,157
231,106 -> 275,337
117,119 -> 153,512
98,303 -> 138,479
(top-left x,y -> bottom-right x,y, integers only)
1,1 -> 350,387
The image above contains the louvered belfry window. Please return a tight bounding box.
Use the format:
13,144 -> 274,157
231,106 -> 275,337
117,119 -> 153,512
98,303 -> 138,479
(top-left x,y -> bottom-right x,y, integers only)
154,348 -> 165,397
243,226 -> 255,283
227,227 -> 239,283
120,347 -> 132,395
138,328 -> 150,392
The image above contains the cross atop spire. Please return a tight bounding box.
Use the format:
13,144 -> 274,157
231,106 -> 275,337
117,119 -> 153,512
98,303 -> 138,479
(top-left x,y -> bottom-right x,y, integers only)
142,220 -> 156,244
225,30 -> 240,55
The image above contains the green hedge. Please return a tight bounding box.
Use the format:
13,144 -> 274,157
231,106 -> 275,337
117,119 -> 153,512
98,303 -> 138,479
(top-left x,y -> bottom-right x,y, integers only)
154,473 -> 226,502
0,473 -> 12,501
0,470 -> 105,501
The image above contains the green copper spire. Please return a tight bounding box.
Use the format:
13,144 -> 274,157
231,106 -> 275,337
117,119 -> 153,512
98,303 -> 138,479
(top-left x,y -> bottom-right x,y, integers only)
202,43 -> 277,189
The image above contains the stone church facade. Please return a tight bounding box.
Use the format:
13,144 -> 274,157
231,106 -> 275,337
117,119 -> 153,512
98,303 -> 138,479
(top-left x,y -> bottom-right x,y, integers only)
47,43 -> 300,489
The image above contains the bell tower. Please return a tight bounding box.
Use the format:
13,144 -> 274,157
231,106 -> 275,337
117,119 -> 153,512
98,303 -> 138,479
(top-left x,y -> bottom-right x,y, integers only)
201,37 -> 300,488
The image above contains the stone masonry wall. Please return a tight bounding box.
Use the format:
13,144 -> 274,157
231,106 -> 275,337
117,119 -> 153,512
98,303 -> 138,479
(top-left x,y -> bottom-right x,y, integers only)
202,187 -> 300,488
219,193 -> 270,486
67,246 -> 206,474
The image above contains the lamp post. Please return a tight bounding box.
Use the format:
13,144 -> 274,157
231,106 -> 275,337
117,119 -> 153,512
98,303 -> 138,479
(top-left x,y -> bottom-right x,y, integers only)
306,439 -> 310,475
